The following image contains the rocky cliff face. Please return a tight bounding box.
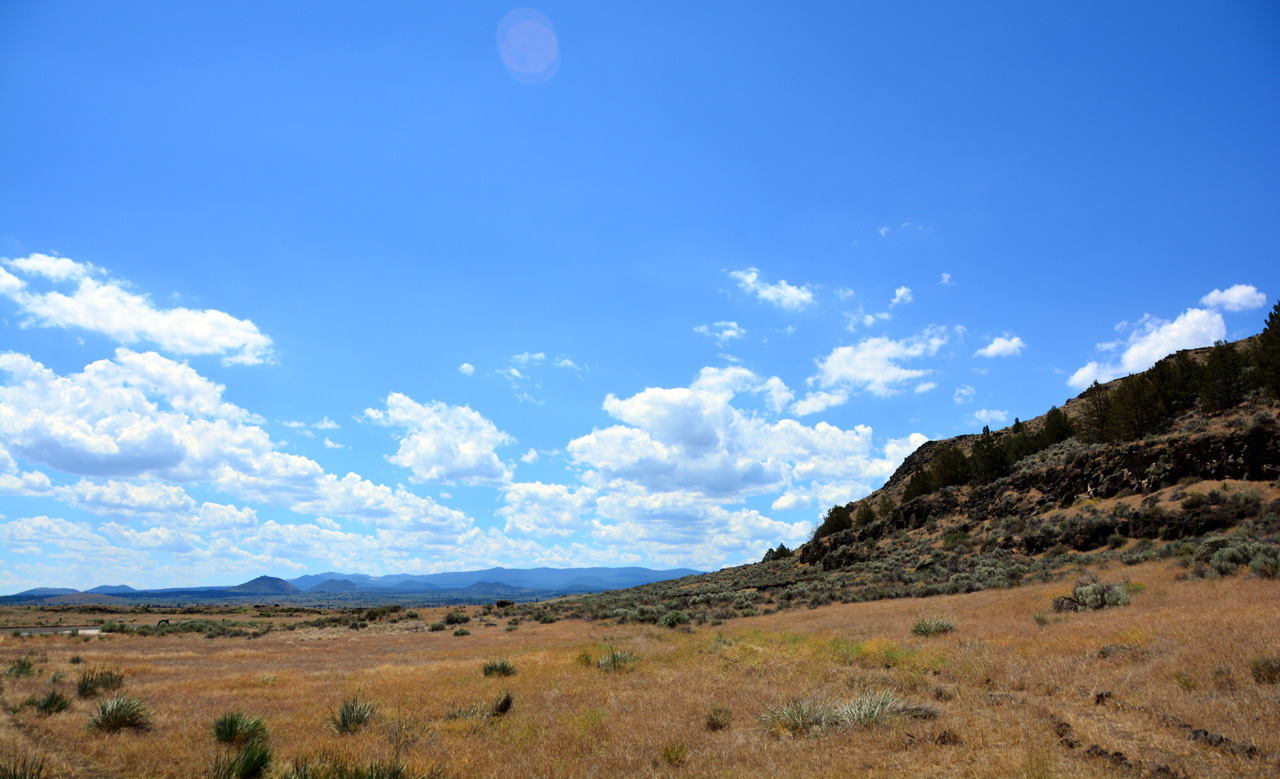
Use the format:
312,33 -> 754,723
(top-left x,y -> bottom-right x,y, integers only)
802,404 -> 1280,571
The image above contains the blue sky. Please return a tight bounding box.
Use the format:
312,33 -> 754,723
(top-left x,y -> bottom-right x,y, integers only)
1,2 -> 1277,591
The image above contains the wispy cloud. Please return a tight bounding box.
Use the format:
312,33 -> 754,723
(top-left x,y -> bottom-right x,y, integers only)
694,321 -> 745,344
728,268 -> 815,311
458,363 -> 475,376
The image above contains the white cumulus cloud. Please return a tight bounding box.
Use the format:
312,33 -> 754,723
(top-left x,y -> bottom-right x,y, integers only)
806,326 -> 949,402
458,363 -> 475,376
890,286 -> 913,307
0,254 -> 273,365
365,393 -> 514,485
1068,307 -> 1225,389
1200,284 -> 1266,312
975,335 -> 1026,358
728,268 -> 815,311
972,409 -> 1008,426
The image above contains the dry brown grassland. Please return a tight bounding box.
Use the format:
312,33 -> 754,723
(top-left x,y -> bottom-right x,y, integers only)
2,560 -> 1278,778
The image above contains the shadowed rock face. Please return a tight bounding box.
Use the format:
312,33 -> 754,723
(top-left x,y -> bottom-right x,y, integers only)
802,421 -> 1280,572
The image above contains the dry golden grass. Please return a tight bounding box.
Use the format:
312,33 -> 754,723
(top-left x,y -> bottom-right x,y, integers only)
1,561 -> 1278,778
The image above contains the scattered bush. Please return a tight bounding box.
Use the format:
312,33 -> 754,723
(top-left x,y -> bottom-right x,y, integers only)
68,655 -> 83,665
24,690 -> 70,717
329,696 -> 377,734
452,628 -> 470,637
428,622 -> 445,632
77,667 -> 124,697
910,616 -> 954,637
657,610 -> 690,628
482,659 -> 515,677
1251,656 -> 1280,685
88,694 -> 152,732
705,706 -> 732,732
213,712 -> 268,746
443,611 -> 470,625
1052,574 -> 1130,612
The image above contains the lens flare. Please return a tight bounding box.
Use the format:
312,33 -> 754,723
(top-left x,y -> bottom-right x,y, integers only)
497,8 -> 559,84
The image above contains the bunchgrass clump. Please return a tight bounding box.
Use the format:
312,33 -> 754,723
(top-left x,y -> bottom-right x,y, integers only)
597,647 -> 639,672
209,741 -> 273,779
213,712 -> 269,745
761,690 -> 936,737
24,690 -> 71,717
77,667 -> 124,697
482,659 -> 515,677
446,691 -> 513,722
1250,656 -> 1280,685
329,695 -> 377,734
661,743 -> 689,766
69,655 -> 83,665
705,705 -> 732,731
88,694 -> 152,732
910,616 -> 954,637
281,756 -> 435,779
5,656 -> 37,678
0,753 -> 46,779
761,695 -> 833,737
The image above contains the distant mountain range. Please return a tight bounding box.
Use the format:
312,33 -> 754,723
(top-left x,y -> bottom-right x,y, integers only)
0,566 -> 702,604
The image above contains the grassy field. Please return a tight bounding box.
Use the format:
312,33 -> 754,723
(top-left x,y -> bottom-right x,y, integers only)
1,560 -> 1278,778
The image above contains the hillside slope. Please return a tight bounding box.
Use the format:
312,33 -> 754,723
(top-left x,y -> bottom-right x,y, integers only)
509,328 -> 1280,625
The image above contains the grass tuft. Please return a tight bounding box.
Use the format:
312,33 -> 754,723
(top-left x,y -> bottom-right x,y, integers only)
661,743 -> 689,766
482,658 -> 515,677
213,712 -> 269,745
5,656 -> 37,678
76,667 -> 124,697
329,695 -> 377,734
88,694 -> 152,732
762,690 -> 936,737
910,616 -> 954,637
596,647 -> 639,672
1250,655 -> 1280,685
208,741 -> 273,779
704,705 -> 732,732
23,690 -> 71,717
446,691 -> 513,722
0,753 -> 46,779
